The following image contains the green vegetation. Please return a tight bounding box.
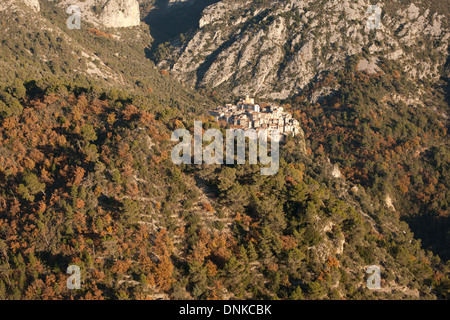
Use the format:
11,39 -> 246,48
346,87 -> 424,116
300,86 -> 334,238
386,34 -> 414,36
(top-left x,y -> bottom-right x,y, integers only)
0,79 -> 448,300
287,54 -> 449,262
0,0 -> 448,301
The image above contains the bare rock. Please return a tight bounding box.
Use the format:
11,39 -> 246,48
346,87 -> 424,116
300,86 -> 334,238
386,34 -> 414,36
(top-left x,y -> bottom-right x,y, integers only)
22,0 -> 40,12
331,164 -> 342,179
161,0 -> 448,100
100,0 -> 140,28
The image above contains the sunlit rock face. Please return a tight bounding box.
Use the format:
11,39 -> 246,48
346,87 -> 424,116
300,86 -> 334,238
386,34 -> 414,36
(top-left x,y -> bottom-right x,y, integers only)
57,0 -> 140,28
100,0 -> 140,28
23,0 -> 40,12
160,0 -> 448,100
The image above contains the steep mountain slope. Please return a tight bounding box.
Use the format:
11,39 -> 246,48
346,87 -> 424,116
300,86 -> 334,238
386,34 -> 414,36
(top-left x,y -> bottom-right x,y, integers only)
0,0 -> 449,301
0,0 -> 215,112
58,0 -> 141,28
286,55 -> 449,260
0,81 -> 448,300
156,0 -> 448,99
144,0 -> 221,43
149,0 -> 450,262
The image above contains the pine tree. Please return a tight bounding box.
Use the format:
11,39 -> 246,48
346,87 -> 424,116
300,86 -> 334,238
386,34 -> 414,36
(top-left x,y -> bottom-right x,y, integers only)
290,286 -> 303,300
248,243 -> 258,261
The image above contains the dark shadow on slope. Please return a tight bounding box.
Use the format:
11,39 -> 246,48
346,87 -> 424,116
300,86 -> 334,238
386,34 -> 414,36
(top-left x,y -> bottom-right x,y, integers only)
144,0 -> 221,45
404,57 -> 449,261
443,56 -> 450,108
404,214 -> 450,262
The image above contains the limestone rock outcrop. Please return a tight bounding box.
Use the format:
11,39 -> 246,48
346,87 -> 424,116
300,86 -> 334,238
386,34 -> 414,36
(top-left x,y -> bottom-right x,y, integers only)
58,0 -> 140,28
159,0 -> 449,100
100,0 -> 140,28
22,0 -> 40,12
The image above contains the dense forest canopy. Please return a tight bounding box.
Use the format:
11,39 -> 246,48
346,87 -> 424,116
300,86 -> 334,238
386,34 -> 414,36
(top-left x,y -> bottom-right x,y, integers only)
0,76 -> 448,300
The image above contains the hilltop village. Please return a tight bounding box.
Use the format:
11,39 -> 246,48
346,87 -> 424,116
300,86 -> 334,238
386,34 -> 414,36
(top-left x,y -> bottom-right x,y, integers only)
209,96 -> 300,136
209,96 -> 301,137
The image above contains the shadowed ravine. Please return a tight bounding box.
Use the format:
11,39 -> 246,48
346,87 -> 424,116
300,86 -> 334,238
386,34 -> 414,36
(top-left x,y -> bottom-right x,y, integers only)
144,0 -> 221,45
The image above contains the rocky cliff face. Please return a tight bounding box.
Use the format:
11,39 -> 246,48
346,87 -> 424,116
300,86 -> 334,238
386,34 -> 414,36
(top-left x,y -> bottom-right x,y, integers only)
59,0 -> 140,28
100,0 -> 140,27
158,0 -> 449,100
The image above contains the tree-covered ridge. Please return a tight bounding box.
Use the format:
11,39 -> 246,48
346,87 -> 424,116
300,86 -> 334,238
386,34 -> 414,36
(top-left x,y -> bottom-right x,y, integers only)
285,54 -> 449,261
0,80 -> 448,300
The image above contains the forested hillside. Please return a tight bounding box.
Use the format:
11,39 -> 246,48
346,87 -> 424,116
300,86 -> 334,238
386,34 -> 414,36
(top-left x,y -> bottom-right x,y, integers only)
0,80 -> 448,300
149,0 -> 450,265
286,55 -> 450,261
0,0 -> 448,301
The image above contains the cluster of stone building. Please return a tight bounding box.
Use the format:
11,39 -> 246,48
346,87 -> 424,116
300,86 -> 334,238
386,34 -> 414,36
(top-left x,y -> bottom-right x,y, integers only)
209,96 -> 301,137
